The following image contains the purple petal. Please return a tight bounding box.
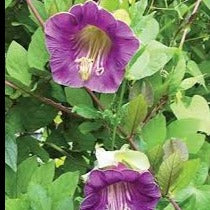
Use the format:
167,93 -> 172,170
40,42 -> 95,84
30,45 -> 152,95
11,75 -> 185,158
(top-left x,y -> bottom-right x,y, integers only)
80,193 -> 101,210
45,13 -> 79,48
81,169 -> 161,210
103,170 -> 123,184
69,4 -> 84,23
45,1 -> 140,93
82,1 -> 99,24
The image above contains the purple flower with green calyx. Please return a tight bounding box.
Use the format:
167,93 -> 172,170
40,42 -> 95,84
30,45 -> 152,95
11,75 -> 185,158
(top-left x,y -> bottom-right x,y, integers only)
80,146 -> 161,210
44,1 -> 140,93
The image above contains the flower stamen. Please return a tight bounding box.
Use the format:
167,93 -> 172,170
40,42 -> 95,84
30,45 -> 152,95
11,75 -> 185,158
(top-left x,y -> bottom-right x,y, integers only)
75,57 -> 94,81
74,25 -> 111,81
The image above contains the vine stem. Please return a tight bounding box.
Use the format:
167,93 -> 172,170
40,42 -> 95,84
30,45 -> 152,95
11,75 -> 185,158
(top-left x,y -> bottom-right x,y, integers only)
43,142 -> 91,169
111,126 -> 117,150
178,0 -> 202,49
5,80 -> 80,118
142,95 -> 168,126
26,0 -> 45,29
85,83 -> 138,150
167,197 -> 182,210
147,0 -> 155,14
112,80 -> 126,150
179,28 -> 188,49
84,87 -> 105,110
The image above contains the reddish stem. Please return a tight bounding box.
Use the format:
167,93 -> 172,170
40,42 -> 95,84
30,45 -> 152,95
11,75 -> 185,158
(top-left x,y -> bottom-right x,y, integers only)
26,0 -> 45,29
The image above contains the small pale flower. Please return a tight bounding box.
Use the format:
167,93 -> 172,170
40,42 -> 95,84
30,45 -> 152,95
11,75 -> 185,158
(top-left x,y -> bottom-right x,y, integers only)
80,147 -> 161,210
45,1 -> 139,93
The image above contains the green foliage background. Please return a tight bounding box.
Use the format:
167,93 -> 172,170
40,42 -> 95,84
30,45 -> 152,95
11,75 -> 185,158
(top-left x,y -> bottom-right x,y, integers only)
5,0 -> 210,209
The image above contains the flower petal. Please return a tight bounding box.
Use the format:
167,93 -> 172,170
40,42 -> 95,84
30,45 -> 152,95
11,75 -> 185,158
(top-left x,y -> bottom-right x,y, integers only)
45,12 -> 79,49
115,150 -> 150,171
82,1 -> 99,24
80,193 -> 101,210
85,170 -> 106,193
45,2 -> 140,93
81,168 -> 161,210
95,148 -> 117,168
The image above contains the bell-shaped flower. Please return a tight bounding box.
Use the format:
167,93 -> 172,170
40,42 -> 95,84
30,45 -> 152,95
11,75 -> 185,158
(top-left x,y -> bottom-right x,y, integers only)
80,146 -> 161,210
45,1 -> 139,93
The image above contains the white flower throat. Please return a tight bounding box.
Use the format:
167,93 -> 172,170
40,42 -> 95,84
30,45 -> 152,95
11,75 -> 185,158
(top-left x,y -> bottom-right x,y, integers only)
74,25 -> 112,81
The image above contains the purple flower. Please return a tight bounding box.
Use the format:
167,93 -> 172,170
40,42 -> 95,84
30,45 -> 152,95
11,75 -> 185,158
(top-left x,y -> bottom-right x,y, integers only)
80,164 -> 161,210
44,1 -> 139,93
80,147 -> 161,210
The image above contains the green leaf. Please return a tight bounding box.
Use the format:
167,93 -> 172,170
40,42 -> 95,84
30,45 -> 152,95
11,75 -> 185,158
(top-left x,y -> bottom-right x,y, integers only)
48,171 -> 79,201
5,97 -> 13,112
29,0 -> 48,24
131,13 -> 159,45
171,95 -> 210,135
74,0 -> 85,3
167,119 -> 205,154
127,41 -> 176,80
17,136 -> 49,163
192,162 -> 209,186
53,197 -> 74,210
142,113 -> 166,149
63,156 -> 89,175
128,81 -> 142,100
197,142 -> 210,167
100,93 -> 115,109
65,87 -> 93,107
123,94 -> 147,134
6,198 -> 30,210
157,152 -> 183,195
100,0 -> 120,11
5,86 -> 14,96
30,161 -> 55,187
113,9 -> 131,25
5,0 -> 13,9
46,130 -> 68,148
6,41 -> 31,86
173,1 -> 188,19
6,97 -> 58,132
50,81 -> 66,102
5,157 -> 38,197
55,0 -> 72,12
28,27 -> 49,71
175,185 -> 210,210
171,159 -> 200,193
141,81 -> 154,107
186,60 -> 206,89
16,157 -> 38,196
72,105 -> 100,119
5,165 -> 16,198
168,53 -> 186,93
5,124 -> 17,172
129,0 -> 148,19
69,128 -> 97,151
203,0 -> 210,10
44,0 -> 58,16
147,145 -> 163,172
199,60 -> 210,77
27,183 -> 52,210
179,75 -> 205,90
78,121 -> 103,134
163,139 -> 188,161
163,203 -> 174,210
44,0 -> 72,16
